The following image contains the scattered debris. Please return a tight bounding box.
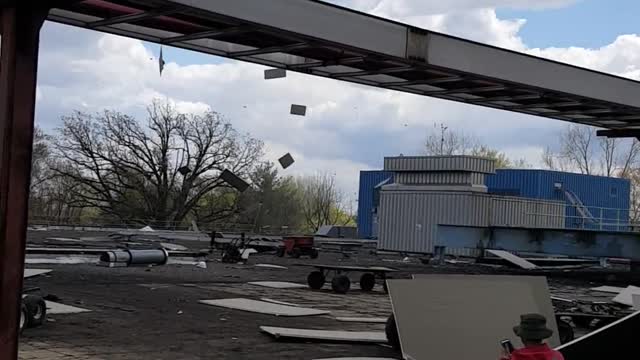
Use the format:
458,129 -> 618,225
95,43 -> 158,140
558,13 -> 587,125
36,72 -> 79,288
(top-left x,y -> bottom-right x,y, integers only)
46,237 -> 82,242
390,275 -> 559,360
590,285 -> 625,294
264,68 -> 286,79
177,310 -> 183,315
139,226 -> 155,232
199,298 -> 330,317
278,152 -> 295,169
161,243 -> 187,251
46,301 -> 91,314
195,261 -> 207,269
259,298 -> 300,307
24,269 -> 52,278
290,104 -> 307,116
254,264 -> 288,270
220,169 -> 250,192
260,326 -> 387,343
612,286 -> 640,307
248,281 -> 307,289
486,249 -> 537,270
556,310 -> 640,360
335,317 -> 387,323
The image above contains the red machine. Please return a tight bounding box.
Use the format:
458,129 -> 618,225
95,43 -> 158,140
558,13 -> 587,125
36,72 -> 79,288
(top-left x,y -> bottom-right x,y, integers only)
276,236 -> 319,259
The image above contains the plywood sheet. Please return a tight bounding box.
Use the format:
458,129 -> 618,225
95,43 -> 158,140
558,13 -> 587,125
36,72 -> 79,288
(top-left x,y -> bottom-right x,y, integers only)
391,275 -> 559,360
260,326 -> 387,343
557,310 -> 640,360
612,285 -> 640,306
487,249 -> 537,269
335,317 -> 387,323
46,301 -> 91,314
248,281 -> 307,289
590,285 -> 624,294
199,298 -> 329,316
24,269 -> 52,278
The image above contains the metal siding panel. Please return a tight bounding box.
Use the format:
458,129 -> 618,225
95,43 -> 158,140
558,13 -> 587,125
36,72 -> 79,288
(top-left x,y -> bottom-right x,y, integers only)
384,156 -> 496,173
357,171 -> 393,238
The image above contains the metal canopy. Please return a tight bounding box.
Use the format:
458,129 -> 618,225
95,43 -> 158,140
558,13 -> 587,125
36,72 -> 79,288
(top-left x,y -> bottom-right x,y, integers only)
47,0 -> 640,132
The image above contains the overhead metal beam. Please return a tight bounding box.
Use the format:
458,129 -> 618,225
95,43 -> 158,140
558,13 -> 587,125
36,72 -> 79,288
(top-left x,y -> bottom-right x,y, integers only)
162,26 -> 251,44
507,101 -> 582,110
596,129 -> 640,138
287,56 -> 365,70
86,6 -> 182,28
468,94 -> 541,104
384,75 -> 463,87
420,85 -> 506,96
331,66 -> 412,78
228,42 -> 308,57
0,5 -> 49,359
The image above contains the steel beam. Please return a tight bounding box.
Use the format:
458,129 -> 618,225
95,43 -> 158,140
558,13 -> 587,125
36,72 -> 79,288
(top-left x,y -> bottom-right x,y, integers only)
0,5 -> 48,359
330,66 -> 412,78
597,129 -> 640,138
86,6 -> 182,28
228,43 -> 308,57
162,26 -> 251,44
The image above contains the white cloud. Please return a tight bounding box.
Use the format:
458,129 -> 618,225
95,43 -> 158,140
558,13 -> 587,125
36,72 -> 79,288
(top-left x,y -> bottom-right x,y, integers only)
35,0 -> 640,197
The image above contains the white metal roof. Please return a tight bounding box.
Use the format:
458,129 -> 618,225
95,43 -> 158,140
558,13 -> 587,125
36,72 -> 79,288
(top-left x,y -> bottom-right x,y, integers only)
47,0 -> 640,134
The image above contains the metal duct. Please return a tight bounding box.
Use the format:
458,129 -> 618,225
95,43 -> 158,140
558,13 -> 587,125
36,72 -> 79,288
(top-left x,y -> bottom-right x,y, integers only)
99,249 -> 168,266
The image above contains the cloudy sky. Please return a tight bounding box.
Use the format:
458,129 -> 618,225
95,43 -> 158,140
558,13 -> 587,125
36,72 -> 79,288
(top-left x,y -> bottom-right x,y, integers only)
35,0 -> 640,200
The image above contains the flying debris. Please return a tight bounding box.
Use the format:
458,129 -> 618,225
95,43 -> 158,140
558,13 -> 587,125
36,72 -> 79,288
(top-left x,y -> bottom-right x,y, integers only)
159,46 -> 166,76
220,169 -> 250,192
290,104 -> 307,116
278,153 -> 295,169
264,68 -> 286,79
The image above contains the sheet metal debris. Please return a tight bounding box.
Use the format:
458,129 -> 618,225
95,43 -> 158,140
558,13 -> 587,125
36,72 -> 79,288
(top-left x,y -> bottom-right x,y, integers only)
264,68 -> 286,79
335,317 -> 387,323
24,269 -> 52,278
260,326 -> 387,343
248,281 -> 307,289
612,286 -> 640,307
486,249 -> 537,269
290,104 -> 307,116
199,298 -> 329,317
220,169 -> 250,192
278,153 -> 295,169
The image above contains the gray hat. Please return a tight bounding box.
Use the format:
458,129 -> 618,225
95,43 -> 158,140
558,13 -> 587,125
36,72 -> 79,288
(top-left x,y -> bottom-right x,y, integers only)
513,314 -> 554,340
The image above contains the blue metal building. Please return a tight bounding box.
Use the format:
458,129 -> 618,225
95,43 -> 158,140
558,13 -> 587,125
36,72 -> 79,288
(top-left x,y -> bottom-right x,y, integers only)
486,169 -> 630,231
358,169 -> 631,238
357,171 -> 393,238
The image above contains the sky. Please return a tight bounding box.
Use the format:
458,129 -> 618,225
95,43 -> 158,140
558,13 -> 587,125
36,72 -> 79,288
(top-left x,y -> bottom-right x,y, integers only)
35,0 -> 640,201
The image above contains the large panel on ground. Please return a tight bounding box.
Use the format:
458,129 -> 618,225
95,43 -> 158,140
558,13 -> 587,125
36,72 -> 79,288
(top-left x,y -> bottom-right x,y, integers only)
389,276 -> 559,360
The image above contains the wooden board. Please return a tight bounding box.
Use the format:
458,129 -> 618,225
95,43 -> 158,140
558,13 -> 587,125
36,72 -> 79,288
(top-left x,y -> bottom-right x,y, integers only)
612,285 -> 640,306
260,326 -> 387,343
248,281 -> 307,289
486,249 -> 537,269
391,275 -> 559,360
199,298 -> 329,317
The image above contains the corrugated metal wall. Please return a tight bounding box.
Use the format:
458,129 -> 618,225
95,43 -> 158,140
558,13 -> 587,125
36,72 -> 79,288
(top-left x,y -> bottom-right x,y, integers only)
486,169 -> 631,231
384,156 -> 495,173
377,191 -> 491,253
357,171 -> 393,238
490,197 -> 565,228
395,172 -> 485,185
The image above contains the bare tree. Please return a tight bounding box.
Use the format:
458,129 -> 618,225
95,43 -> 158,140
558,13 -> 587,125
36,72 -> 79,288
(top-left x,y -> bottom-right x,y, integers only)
297,173 -> 348,232
51,100 -> 263,227
558,125 -> 595,174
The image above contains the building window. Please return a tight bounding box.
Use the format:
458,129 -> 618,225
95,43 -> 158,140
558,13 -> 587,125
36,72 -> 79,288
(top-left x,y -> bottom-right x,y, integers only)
610,187 -> 618,197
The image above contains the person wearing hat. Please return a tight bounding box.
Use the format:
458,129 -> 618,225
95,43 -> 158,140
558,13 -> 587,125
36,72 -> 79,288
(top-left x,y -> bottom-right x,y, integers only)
500,314 -> 565,360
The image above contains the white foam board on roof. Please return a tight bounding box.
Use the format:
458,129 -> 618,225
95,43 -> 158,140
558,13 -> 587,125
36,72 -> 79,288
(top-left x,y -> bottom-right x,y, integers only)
46,301 -> 91,314
199,298 -> 329,317
248,281 -> 306,289
612,286 -> 640,306
487,249 -> 538,269
260,326 -> 387,343
590,285 -> 625,294
24,269 -> 52,278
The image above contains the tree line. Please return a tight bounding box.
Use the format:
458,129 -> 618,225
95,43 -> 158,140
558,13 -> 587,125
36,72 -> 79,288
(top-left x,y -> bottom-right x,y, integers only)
29,100 -> 354,233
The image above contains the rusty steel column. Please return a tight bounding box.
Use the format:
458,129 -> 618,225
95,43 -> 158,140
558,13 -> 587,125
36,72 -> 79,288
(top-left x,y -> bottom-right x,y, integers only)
0,5 -> 49,358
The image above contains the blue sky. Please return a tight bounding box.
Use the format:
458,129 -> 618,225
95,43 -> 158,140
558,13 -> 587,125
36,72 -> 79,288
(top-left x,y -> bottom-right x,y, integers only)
498,0 -> 640,48
36,0 -> 640,198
